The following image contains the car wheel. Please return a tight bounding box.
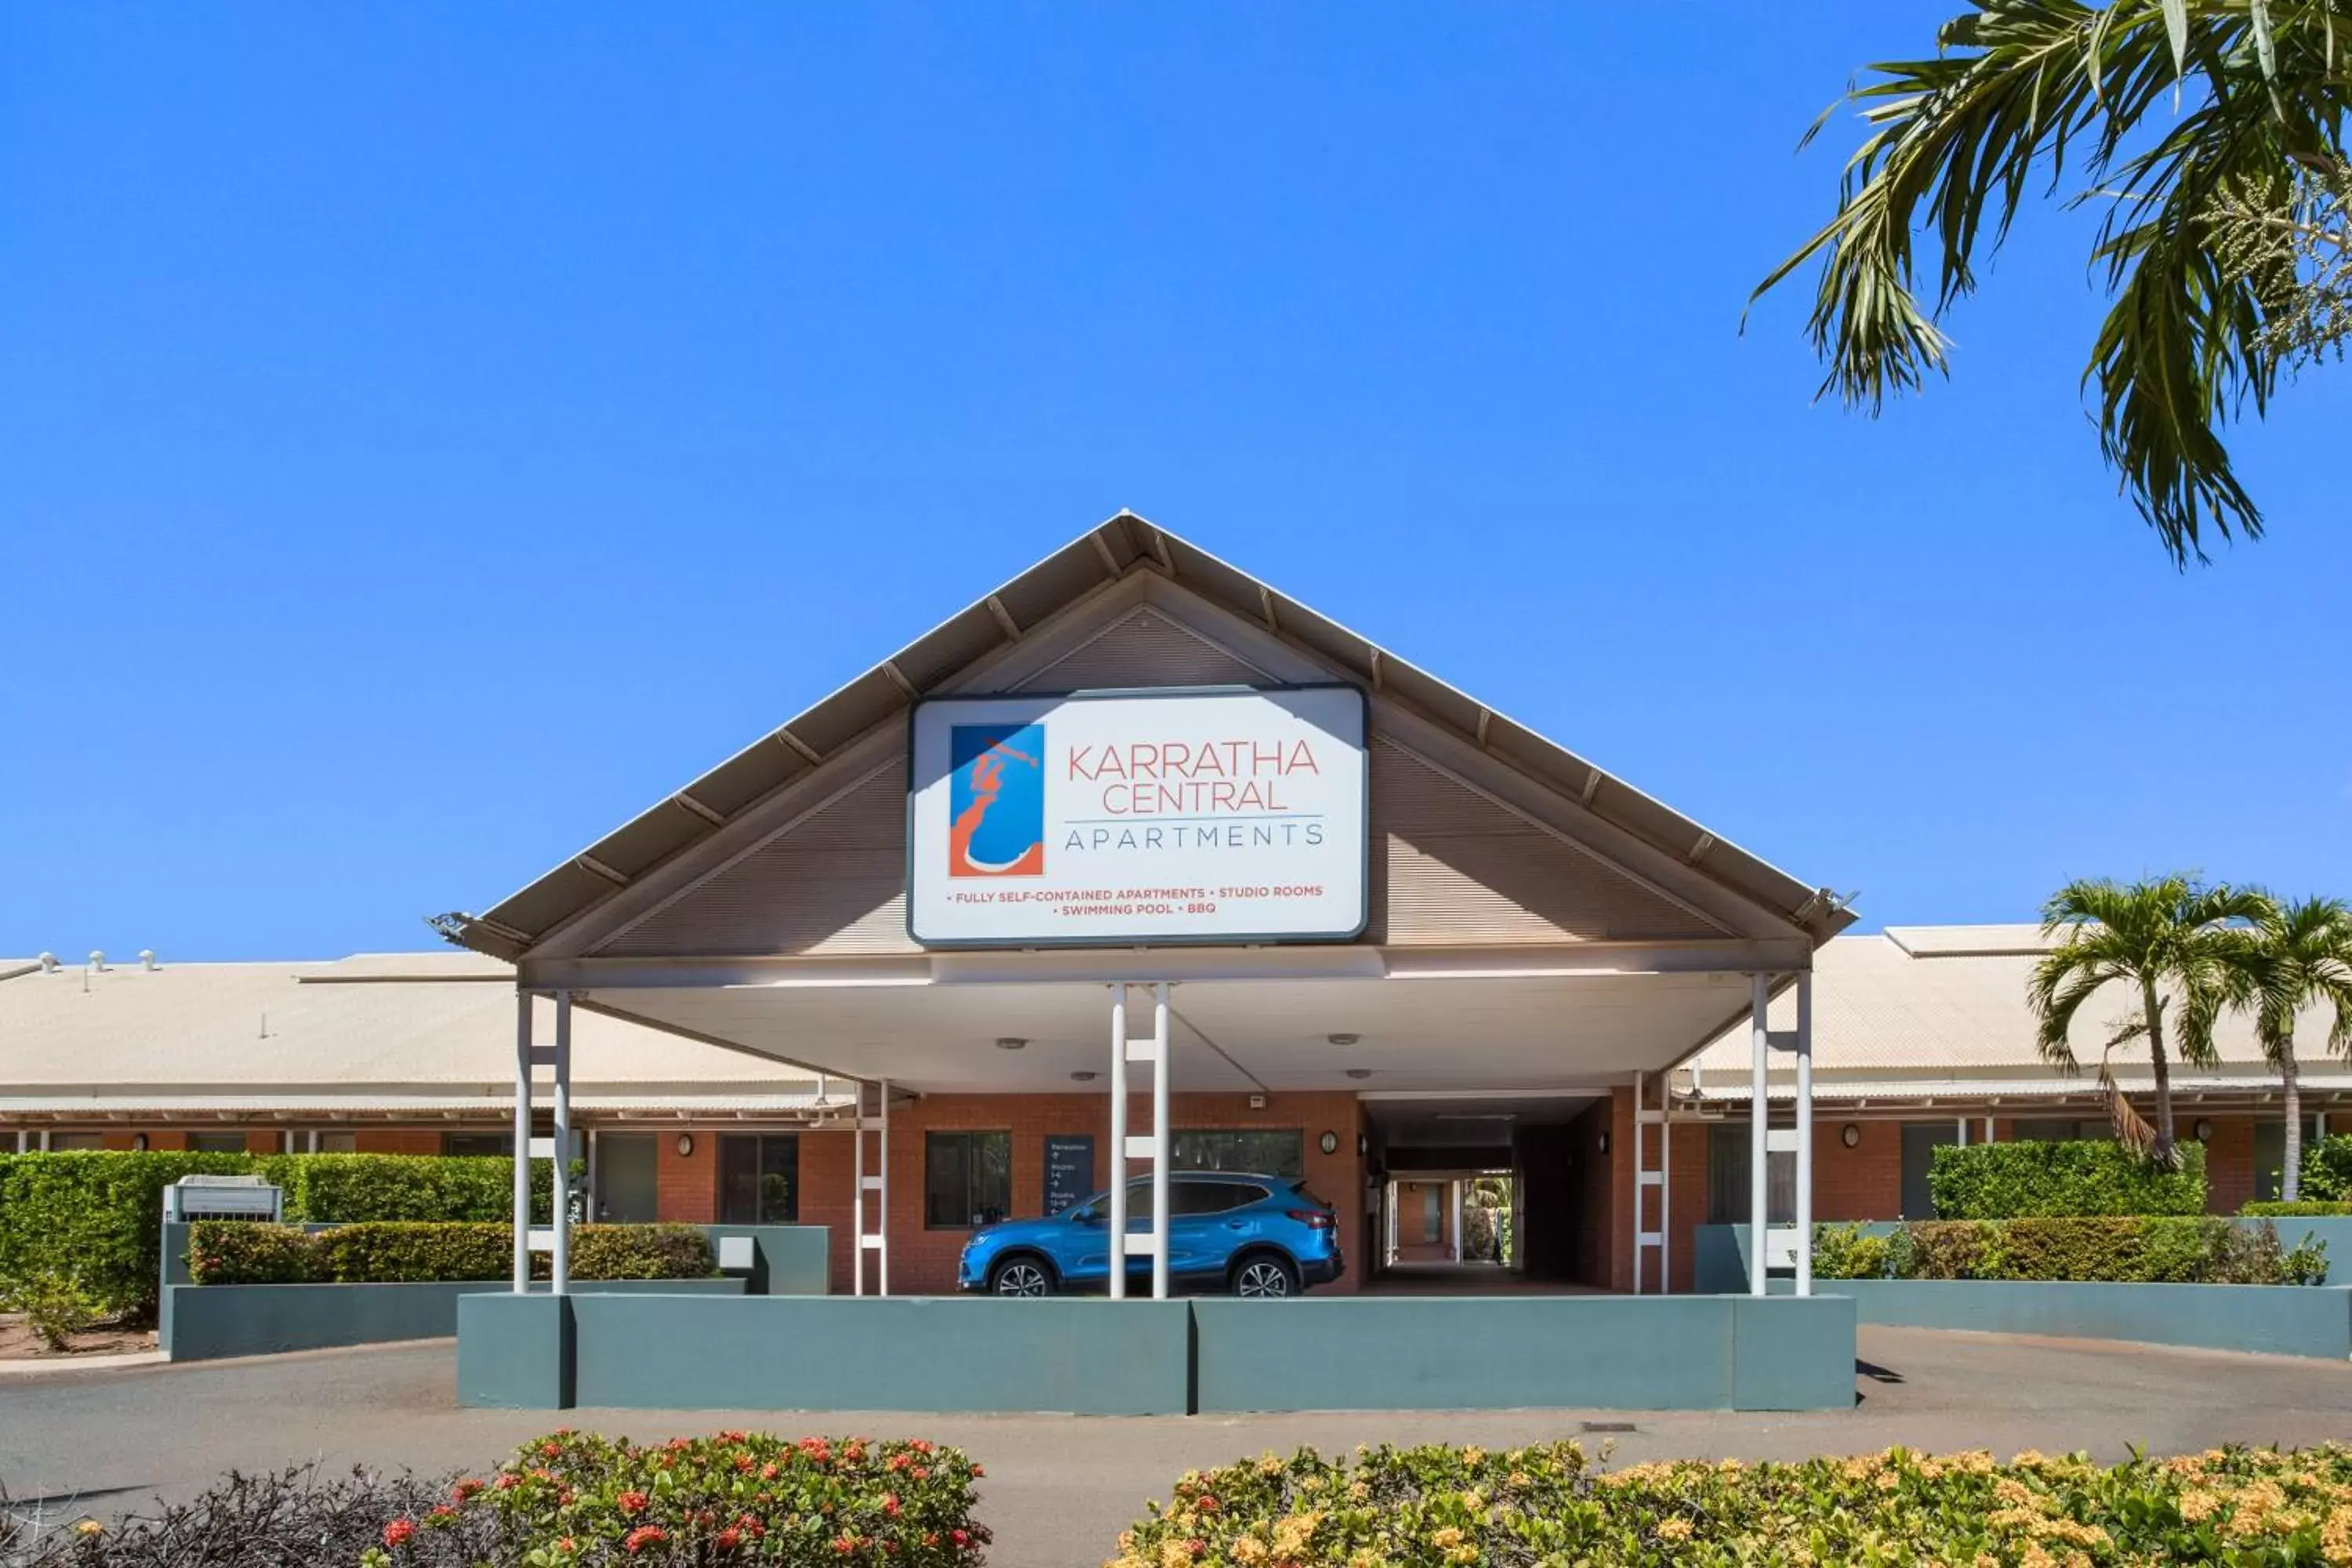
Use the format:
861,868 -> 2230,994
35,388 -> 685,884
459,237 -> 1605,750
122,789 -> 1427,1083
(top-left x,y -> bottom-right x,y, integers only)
989,1257 -> 1055,1297
1232,1254 -> 1298,1299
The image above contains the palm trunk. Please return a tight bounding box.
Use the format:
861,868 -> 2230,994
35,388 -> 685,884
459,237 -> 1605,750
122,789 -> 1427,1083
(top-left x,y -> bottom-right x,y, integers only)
2282,1038 -> 2303,1203
2144,978 -> 2177,1166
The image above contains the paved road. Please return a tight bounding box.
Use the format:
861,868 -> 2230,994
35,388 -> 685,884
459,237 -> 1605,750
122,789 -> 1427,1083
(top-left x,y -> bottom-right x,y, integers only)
7,1327 -> 2350,1567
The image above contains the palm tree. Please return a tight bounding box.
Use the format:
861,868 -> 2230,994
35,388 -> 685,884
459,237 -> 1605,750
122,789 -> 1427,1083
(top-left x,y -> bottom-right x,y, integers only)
2027,875 -> 2274,1164
1754,0 -> 2352,565
2242,896 -> 2352,1200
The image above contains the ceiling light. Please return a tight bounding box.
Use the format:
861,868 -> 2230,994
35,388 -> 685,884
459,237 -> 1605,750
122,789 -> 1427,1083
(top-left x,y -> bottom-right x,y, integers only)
1327,1033 -> 1359,1047
995,1037 -> 1028,1051
1344,1068 -> 1373,1080
1069,1070 -> 1097,1083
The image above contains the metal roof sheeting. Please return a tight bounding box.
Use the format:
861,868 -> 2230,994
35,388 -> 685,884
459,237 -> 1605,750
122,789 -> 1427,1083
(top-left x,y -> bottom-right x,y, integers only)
0,955 -> 815,1095
1688,929 -> 2334,1090
448,513 -> 1853,960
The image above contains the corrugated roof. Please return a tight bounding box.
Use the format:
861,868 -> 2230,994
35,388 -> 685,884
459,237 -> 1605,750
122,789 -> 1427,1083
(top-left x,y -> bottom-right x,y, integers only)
442,513 -> 1853,961
1688,929 -> 2331,1090
0,956 -> 815,1097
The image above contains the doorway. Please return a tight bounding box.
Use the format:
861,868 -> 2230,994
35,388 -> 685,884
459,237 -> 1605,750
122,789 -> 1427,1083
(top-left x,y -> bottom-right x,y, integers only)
597,1133 -> 659,1222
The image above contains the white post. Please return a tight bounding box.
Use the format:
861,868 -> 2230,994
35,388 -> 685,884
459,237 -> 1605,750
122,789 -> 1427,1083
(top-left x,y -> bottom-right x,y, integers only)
1661,1091 -> 1672,1295
1450,1178 -> 1464,1264
1984,1116 -> 1994,1144
1795,971 -> 1814,1298
13,1130 -> 25,1154
1632,1071 -> 1646,1296
853,1086 -> 867,1298
1109,985 -> 1130,1301
1748,974 -> 1769,1296
513,992 -> 533,1294
1150,982 -> 1171,1301
307,1129 -> 321,1154
551,992 -> 573,1297
586,1129 -> 600,1221
1956,1116 -> 1969,1147
877,1076 -> 891,1297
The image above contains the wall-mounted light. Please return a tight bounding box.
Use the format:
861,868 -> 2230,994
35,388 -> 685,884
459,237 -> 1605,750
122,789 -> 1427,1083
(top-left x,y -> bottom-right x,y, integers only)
676,1134 -> 695,1158
2194,1119 -> 2214,1142
1597,1130 -> 1610,1155
1842,1123 -> 1861,1149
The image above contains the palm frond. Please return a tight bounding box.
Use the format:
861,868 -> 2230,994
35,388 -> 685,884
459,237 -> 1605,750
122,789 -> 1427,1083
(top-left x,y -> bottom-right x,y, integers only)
1759,0 -> 2352,564
2096,1040 -> 2161,1156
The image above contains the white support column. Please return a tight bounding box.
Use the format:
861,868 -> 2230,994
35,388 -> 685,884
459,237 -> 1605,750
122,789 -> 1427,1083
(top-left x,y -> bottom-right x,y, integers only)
13,1130 -> 26,1154
1748,974 -> 1769,1297
1449,1179 -> 1462,1263
1661,1093 -> 1672,1294
512,992 -> 534,1294
551,992 -> 573,1297
1794,971 -> 1814,1298
38,1131 -> 51,1152
856,1086 -> 875,1307
1149,982 -> 1171,1301
877,1076 -> 891,1297
1632,1071 -> 1647,1294
1983,1116 -> 1995,1144
307,1129 -> 321,1154
1956,1116 -> 1969,1147
1108,985 -> 1130,1301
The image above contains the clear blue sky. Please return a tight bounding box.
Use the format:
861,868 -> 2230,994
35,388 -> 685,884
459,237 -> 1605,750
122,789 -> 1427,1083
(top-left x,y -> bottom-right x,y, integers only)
5,5 -> 2347,960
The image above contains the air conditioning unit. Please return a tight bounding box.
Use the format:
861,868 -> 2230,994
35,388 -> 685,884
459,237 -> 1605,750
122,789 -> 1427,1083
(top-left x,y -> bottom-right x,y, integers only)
162,1174 -> 284,1223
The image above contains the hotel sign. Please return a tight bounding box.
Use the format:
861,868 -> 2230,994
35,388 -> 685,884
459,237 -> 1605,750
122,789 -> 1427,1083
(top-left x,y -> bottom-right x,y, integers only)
907,687 -> 1368,947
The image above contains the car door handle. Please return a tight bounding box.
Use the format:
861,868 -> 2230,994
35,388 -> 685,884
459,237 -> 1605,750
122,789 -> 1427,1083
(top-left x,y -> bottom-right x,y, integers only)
1225,1220 -> 1247,1229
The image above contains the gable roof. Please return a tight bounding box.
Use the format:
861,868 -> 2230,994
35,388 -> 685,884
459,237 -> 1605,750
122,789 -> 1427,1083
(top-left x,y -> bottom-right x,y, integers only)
441,512 -> 1853,961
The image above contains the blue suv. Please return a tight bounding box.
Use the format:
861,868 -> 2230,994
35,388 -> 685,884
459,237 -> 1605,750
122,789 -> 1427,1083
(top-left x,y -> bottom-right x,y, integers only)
956,1171 -> 1341,1298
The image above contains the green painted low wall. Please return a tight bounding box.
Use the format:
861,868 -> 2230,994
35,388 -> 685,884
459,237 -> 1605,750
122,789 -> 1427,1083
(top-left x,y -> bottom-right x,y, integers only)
165,1276 -> 746,1362
456,1291 -> 1857,1413
1192,1294 -> 1853,1412
700,1225 -> 830,1296
561,1295 -> 1195,1414
1834,1278 -> 2352,1359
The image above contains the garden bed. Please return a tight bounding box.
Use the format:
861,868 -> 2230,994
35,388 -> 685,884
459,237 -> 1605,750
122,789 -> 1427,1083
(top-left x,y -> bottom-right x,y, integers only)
0,1312 -> 153,1361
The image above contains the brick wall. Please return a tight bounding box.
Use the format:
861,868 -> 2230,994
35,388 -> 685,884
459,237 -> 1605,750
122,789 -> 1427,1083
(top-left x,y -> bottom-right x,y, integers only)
643,1091 -> 1367,1296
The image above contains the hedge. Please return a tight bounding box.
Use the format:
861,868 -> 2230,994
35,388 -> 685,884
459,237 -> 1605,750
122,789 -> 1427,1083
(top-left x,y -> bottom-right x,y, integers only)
0,1152 -> 576,1317
186,1221 -> 716,1285
1113,1441 -> 2352,1567
1812,1216 -> 2326,1284
1926,1138 -> 2206,1218
2243,1200 -> 2352,1217
5,1432 -> 988,1568
2298,1134 -> 2352,1202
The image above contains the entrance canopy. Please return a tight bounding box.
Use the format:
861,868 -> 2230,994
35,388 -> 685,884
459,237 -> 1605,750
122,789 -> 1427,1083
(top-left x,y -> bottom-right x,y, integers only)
442,510 -> 1852,1096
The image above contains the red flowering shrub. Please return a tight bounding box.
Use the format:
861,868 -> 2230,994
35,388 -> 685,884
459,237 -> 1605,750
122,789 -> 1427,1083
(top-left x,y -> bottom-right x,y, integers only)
351,1431 -> 987,1566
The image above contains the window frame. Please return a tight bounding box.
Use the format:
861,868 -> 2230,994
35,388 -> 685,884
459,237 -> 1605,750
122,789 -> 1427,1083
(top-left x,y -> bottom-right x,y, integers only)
924,1130 -> 1012,1230
717,1133 -> 800,1225
1171,1128 -> 1305,1178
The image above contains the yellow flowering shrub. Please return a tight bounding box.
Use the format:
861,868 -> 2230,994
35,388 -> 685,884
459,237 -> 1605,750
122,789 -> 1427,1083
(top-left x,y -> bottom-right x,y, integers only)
1111,1440 -> 2352,1566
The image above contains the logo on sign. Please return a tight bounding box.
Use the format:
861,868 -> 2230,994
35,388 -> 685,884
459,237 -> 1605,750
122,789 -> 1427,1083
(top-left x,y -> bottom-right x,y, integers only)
948,723 -> 1045,877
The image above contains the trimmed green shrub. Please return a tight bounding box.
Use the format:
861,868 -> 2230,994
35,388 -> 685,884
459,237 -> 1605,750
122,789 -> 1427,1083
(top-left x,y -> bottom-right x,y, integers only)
1812,1216 -> 2325,1284
1113,1441 -> 2352,1567
2298,1134 -> 2352,1202
2244,1199 -> 2352,1216
0,1151 -> 575,1318
1926,1138 -> 2206,1218
187,1221 -> 715,1285
187,1221 -> 324,1284
0,1151 -> 253,1317
0,1265 -> 107,1351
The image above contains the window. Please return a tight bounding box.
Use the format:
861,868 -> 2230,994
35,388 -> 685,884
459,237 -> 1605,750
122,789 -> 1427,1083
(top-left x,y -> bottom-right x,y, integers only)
1172,1129 -> 1304,1177
314,1131 -> 358,1154
1705,1124 -> 1795,1225
717,1134 -> 799,1224
443,1132 -> 514,1158
925,1131 -> 1011,1229
46,1132 -> 103,1152
187,1131 -> 249,1154
1173,1179 -> 1268,1215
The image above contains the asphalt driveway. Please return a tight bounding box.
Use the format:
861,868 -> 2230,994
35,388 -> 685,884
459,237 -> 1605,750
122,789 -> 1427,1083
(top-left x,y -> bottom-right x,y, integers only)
7,1326 -> 2350,1568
